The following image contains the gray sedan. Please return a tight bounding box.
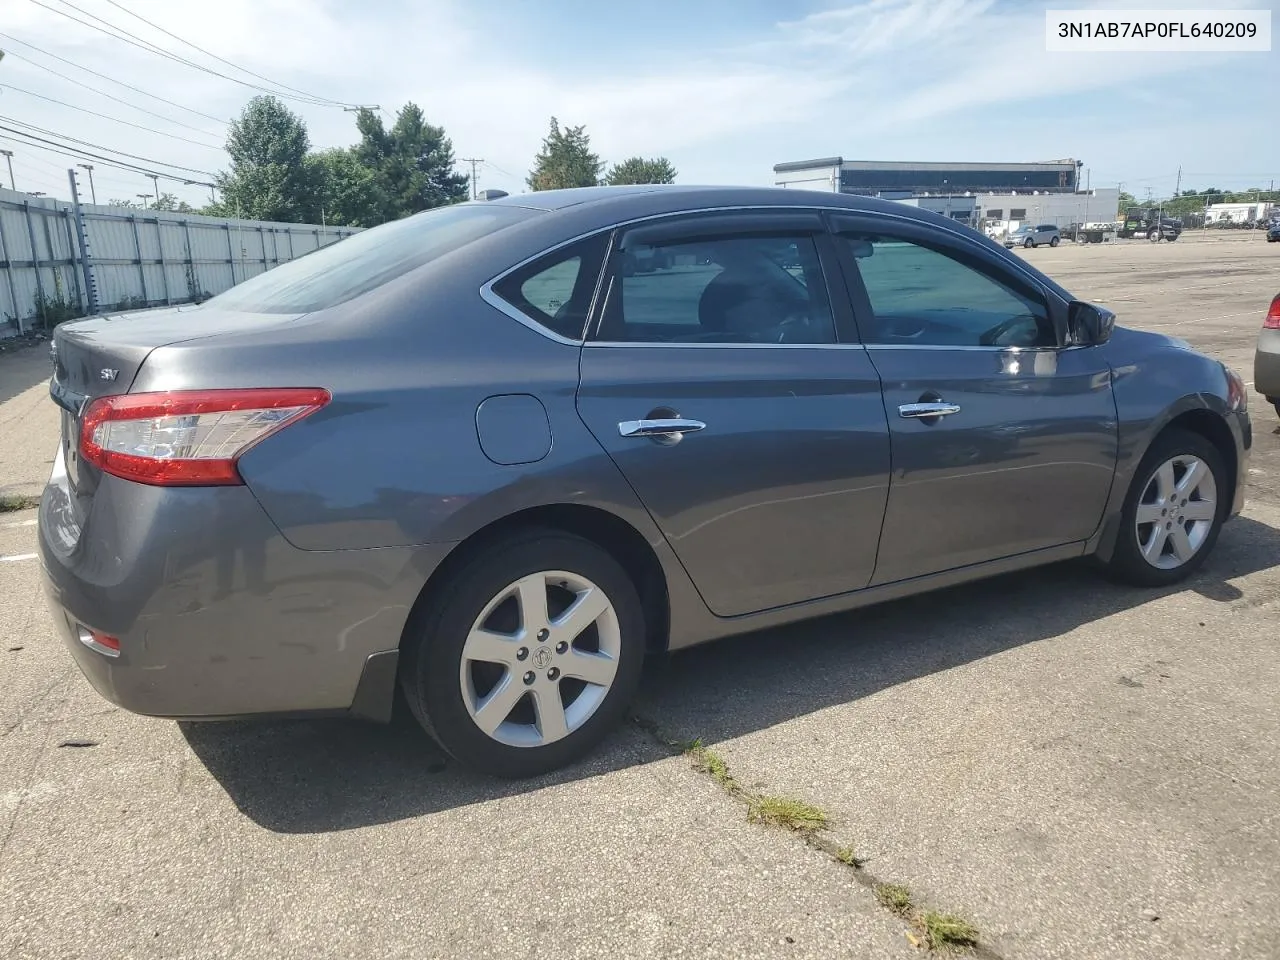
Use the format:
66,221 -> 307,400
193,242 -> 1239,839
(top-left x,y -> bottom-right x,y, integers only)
39,186 -> 1251,777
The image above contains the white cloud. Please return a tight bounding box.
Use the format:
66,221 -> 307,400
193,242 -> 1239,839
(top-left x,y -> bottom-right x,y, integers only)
0,0 -> 1273,204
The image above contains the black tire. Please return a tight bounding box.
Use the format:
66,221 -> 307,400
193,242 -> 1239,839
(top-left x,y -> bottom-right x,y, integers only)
1273,401 -> 1280,419
400,530 -> 646,778
1101,428 -> 1228,587
1147,229 -> 1159,241
1024,238 -> 1034,248
1050,236 -> 1060,247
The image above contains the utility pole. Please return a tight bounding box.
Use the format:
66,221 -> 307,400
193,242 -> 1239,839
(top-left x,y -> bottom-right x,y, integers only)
460,158 -> 483,200
148,174 -> 160,208
68,168 -> 100,315
1174,165 -> 1182,198
136,193 -> 151,210
76,163 -> 97,204
0,149 -> 13,190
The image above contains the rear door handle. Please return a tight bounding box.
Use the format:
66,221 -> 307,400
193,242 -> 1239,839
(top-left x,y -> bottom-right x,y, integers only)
618,418 -> 706,438
898,402 -> 961,419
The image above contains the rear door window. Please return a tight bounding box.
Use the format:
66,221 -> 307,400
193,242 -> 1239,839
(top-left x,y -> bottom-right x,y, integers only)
491,234 -> 610,341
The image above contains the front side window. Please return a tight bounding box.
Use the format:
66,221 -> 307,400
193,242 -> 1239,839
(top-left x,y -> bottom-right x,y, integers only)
597,233 -> 835,344
841,235 -> 1055,348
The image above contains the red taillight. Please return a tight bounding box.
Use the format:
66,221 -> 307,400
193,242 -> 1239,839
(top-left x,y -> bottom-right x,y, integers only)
1264,295 -> 1280,330
80,388 -> 330,487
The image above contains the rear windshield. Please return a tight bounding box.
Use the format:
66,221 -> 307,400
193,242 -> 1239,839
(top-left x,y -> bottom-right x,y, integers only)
209,203 -> 536,313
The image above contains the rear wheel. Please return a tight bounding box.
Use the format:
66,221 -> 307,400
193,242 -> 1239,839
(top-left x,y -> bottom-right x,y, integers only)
401,531 -> 646,777
1101,429 -> 1227,587
1050,236 -> 1060,247
1024,238 -> 1034,248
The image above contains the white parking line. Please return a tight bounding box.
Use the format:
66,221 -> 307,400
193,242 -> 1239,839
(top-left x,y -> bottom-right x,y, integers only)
1,518 -> 38,529
0,553 -> 37,563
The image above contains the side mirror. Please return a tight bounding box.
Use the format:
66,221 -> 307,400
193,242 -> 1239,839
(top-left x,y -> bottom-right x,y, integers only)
1068,300 -> 1115,345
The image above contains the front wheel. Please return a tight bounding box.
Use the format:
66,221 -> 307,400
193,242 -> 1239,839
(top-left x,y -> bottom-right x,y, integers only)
1100,429 -> 1227,587
1147,229 -> 1160,241
400,531 -> 646,777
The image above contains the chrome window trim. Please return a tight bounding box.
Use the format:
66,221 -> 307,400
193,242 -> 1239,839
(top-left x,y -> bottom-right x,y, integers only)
479,203 -> 1060,346
584,341 -> 868,350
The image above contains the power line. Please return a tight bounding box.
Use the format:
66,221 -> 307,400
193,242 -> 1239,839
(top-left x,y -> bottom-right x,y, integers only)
0,123 -> 215,184
98,0 -> 356,108
0,115 -> 216,176
0,30 -> 228,125
30,0 -> 357,108
0,82 -> 224,149
0,45 -> 224,137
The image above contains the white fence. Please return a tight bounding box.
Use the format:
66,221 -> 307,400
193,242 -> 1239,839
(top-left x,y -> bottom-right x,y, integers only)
0,186 -> 359,336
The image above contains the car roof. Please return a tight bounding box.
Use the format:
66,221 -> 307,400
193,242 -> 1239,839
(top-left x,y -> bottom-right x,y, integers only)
481,184 -> 930,220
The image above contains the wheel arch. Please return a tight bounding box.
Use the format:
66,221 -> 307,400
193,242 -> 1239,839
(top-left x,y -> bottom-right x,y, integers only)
398,503 -> 672,659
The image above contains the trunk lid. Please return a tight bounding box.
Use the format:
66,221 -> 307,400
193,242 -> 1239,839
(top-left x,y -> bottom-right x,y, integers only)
49,305 -> 304,501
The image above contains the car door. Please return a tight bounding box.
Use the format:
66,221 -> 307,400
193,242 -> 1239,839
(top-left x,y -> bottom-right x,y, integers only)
830,214 -> 1118,585
575,210 -> 892,617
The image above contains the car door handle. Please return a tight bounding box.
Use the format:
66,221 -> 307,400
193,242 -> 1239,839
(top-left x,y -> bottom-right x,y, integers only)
898,402 -> 961,419
618,418 -> 707,438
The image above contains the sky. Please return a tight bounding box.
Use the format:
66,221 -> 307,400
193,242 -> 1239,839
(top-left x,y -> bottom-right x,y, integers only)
0,0 -> 1276,210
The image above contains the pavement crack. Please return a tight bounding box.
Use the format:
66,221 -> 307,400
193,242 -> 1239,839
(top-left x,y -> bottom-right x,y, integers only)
630,713 -> 1005,957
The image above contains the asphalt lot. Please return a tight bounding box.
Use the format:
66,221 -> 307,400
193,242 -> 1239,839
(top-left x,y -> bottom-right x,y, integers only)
1,231 -> 1278,959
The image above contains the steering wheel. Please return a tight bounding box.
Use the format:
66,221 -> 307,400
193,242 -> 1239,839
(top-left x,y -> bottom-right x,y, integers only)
978,315 -> 1037,347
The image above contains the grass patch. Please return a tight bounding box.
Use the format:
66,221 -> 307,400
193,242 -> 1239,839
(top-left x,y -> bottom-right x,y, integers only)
746,795 -> 829,833
875,882 -> 913,915
919,911 -> 979,951
684,739 -> 741,794
835,846 -> 864,868
0,494 -> 40,513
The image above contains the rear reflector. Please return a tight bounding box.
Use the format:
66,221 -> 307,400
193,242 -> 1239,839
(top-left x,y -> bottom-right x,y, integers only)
77,626 -> 120,658
1264,295 -> 1280,330
80,388 -> 330,486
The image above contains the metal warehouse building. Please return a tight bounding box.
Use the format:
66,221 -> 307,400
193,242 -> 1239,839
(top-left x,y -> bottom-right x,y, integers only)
773,157 -> 1118,236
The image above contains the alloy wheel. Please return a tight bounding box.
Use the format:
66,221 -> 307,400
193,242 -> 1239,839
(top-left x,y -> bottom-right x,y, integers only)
458,571 -> 621,748
1134,455 -> 1218,569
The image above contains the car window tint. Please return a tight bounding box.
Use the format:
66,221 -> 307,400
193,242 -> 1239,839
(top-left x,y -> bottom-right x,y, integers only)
842,236 -> 1054,348
492,234 -> 609,341
601,234 -> 835,344
210,203 -> 536,314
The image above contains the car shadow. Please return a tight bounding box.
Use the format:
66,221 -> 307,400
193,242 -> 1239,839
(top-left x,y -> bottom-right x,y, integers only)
181,514 -> 1280,834
0,340 -> 54,410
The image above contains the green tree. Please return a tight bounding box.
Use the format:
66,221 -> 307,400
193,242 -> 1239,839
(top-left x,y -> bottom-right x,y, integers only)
353,103 -> 468,222
305,148 -> 384,227
527,117 -> 602,191
107,192 -> 193,212
604,156 -> 677,185
214,95 -> 315,222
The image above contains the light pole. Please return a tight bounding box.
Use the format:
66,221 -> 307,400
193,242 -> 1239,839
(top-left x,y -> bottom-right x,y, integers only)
0,149 -> 13,190
136,193 -> 151,210
77,164 -> 97,204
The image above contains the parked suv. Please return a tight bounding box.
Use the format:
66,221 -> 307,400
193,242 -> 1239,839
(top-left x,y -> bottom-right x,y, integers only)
1004,223 -> 1060,248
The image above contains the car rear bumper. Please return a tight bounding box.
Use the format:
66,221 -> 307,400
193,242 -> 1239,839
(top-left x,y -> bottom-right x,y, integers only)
1255,330 -> 1280,399
38,450 -> 450,720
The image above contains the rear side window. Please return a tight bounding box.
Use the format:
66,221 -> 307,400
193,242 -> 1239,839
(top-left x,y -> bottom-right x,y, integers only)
491,234 -> 609,341
209,203 -> 535,313
596,233 -> 835,344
